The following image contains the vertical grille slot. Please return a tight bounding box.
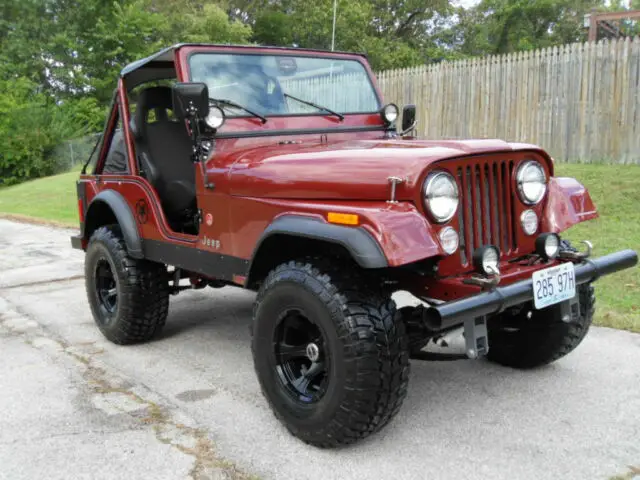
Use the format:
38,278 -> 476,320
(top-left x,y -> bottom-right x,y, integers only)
509,160 -> 517,251
482,164 -> 491,245
456,168 -> 467,265
465,167 -> 474,259
497,162 -> 506,251
491,163 -> 501,252
474,165 -> 482,248
501,162 -> 513,251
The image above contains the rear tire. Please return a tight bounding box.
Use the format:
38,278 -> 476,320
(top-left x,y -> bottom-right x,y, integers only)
486,283 -> 595,369
251,260 -> 410,448
85,225 -> 169,344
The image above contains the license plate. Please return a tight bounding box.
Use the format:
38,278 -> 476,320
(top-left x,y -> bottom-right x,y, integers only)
532,262 -> 576,309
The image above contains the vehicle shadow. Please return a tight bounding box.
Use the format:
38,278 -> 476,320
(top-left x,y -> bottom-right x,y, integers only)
156,287 -> 256,342
147,284 -> 625,480
156,286 -> 571,450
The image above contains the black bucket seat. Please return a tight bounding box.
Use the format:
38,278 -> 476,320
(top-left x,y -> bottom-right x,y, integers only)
130,86 -> 196,222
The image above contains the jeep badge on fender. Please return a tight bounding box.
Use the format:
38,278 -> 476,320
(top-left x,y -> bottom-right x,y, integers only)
70,43 -> 638,448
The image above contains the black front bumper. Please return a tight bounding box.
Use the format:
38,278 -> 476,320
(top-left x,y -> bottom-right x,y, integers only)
424,249 -> 638,331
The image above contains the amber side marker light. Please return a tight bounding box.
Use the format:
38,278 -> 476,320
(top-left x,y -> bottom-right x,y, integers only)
327,212 -> 359,226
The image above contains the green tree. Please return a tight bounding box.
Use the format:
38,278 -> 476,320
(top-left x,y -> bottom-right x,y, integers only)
0,79 -> 92,184
0,0 -> 53,87
248,0 -> 452,69
253,11 -> 294,46
0,0 -> 253,185
453,0 -> 603,55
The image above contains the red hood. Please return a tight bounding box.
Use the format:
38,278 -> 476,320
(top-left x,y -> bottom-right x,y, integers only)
226,138 -> 547,200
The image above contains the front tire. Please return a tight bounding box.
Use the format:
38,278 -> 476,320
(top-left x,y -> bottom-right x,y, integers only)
251,260 -> 410,448
85,225 -> 169,345
486,283 -> 595,369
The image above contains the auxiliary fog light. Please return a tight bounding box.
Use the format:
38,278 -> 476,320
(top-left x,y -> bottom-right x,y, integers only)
438,227 -> 459,255
205,106 -> 225,130
473,245 -> 501,275
381,103 -> 399,126
535,233 -> 561,260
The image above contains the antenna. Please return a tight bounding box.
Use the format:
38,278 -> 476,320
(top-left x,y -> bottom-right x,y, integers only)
331,0 -> 337,51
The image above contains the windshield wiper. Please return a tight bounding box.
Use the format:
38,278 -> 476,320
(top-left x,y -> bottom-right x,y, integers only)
283,93 -> 344,121
210,98 -> 267,124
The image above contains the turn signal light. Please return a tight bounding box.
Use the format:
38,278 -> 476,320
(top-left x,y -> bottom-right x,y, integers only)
327,212 -> 359,226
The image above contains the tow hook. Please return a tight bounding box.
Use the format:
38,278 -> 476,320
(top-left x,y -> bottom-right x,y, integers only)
559,240 -> 593,261
463,274 -> 501,291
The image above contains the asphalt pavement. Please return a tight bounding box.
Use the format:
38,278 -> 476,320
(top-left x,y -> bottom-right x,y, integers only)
0,219 -> 639,480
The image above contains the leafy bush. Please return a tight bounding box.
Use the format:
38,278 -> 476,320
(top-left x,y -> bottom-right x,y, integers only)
0,79 -> 102,186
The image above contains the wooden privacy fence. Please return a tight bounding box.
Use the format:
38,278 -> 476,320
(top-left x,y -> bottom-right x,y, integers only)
376,38 -> 640,164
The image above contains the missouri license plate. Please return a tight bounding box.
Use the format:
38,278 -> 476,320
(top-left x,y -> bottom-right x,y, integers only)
532,262 -> 576,309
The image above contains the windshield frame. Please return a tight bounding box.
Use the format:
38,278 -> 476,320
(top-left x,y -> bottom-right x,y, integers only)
185,49 -> 383,120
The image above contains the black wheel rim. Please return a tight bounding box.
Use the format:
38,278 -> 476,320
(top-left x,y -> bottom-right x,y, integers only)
94,258 -> 118,320
273,308 -> 329,404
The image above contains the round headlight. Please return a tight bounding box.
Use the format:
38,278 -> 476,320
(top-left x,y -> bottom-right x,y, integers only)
516,160 -> 547,205
381,103 -> 399,125
424,171 -> 459,223
438,227 -> 459,255
521,209 -> 539,236
205,106 -> 225,129
535,233 -> 560,260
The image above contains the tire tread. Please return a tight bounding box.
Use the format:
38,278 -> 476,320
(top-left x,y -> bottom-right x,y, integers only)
252,260 -> 410,448
487,283 -> 595,369
86,226 -> 169,344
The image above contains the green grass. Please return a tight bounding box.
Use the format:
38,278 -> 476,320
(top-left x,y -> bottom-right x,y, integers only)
0,163 -> 638,331
0,166 -> 81,226
558,164 -> 640,333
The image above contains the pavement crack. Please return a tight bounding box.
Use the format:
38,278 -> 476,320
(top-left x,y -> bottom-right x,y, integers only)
0,274 -> 84,290
0,295 -> 256,480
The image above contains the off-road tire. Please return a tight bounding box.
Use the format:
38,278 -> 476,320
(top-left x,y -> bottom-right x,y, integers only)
85,225 -> 169,344
251,260 -> 410,448
486,283 -> 595,369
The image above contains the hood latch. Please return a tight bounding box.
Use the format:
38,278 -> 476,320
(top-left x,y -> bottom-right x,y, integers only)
387,176 -> 405,203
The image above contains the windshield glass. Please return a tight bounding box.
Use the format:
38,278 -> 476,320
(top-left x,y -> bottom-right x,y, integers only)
189,53 -> 380,118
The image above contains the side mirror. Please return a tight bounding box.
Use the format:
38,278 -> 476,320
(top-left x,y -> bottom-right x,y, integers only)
400,104 -> 417,136
172,82 -> 209,120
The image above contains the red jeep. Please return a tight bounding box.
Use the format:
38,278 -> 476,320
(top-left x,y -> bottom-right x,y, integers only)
72,44 -> 637,447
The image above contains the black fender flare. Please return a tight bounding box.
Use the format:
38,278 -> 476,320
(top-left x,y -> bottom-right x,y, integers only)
85,190 -> 143,259
251,215 -> 388,269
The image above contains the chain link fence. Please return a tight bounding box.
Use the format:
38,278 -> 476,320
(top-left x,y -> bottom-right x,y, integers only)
48,132 -> 102,174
